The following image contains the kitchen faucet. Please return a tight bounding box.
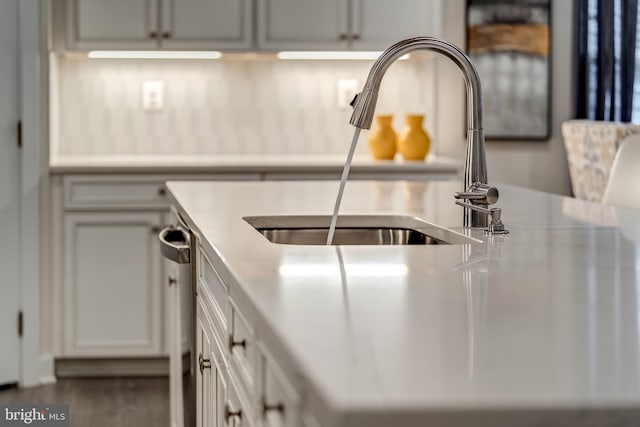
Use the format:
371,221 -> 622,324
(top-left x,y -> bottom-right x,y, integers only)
349,36 -> 504,231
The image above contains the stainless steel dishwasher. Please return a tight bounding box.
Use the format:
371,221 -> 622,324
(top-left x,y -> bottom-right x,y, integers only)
159,209 -> 196,427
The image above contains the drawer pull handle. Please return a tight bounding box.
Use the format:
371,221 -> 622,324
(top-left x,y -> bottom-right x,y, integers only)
162,31 -> 171,39
339,33 -> 348,40
168,275 -> 177,286
228,335 -> 247,352
158,187 -> 166,196
224,404 -> 242,424
149,31 -> 159,38
262,400 -> 285,416
198,353 -> 211,374
351,33 -> 361,41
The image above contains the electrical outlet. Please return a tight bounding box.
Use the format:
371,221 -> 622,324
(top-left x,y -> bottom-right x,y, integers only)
142,80 -> 164,111
336,78 -> 359,109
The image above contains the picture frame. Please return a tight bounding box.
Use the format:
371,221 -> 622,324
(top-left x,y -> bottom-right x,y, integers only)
466,0 -> 552,140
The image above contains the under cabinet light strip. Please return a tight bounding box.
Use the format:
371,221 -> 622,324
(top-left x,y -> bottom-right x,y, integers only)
88,51 -> 223,59
277,51 -> 409,60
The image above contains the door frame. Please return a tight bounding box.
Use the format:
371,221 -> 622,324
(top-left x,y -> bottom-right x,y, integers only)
18,0 -> 49,387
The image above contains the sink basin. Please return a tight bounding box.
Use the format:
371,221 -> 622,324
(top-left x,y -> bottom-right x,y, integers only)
243,215 -> 479,246
258,227 -> 442,245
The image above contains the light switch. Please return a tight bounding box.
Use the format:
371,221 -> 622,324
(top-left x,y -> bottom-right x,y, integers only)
142,80 -> 164,111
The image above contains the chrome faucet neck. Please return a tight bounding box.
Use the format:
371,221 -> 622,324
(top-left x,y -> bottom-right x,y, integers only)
349,36 -> 490,228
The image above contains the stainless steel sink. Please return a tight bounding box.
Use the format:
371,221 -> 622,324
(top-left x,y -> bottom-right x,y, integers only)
243,215 -> 479,246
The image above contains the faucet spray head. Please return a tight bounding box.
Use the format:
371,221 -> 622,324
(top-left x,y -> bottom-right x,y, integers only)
349,87 -> 379,130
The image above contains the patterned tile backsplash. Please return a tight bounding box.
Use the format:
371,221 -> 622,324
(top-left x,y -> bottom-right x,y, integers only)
53,55 -> 437,157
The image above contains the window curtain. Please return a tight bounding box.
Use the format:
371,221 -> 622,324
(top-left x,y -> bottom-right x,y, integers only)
576,0 -> 638,122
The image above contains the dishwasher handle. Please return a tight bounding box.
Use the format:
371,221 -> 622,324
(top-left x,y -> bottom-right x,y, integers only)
159,227 -> 191,264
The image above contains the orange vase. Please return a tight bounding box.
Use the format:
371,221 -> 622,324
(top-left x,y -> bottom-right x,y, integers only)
397,114 -> 430,161
367,115 -> 397,160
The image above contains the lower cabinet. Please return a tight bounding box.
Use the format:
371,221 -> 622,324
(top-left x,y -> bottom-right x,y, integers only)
63,211 -> 164,356
197,289 -> 229,427
195,244 -> 301,427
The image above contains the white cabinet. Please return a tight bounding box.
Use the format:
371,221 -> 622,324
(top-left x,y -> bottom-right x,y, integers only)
66,0 -> 252,50
196,287 -> 229,427
257,0 -> 349,50
160,0 -> 252,50
192,239 -> 302,427
58,176 -> 171,359
350,0 -> 442,50
257,0 -> 441,51
63,211 -> 164,356
65,0 -> 440,51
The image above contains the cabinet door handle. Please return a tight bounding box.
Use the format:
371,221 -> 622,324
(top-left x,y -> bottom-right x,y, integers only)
158,227 -> 191,264
198,353 -> 211,374
225,404 -> 242,424
168,275 -> 177,286
162,31 -> 171,39
339,33 -> 348,41
158,187 -> 166,196
228,335 -> 247,352
149,31 -> 159,39
151,226 -> 161,234
262,400 -> 285,417
351,34 -> 361,41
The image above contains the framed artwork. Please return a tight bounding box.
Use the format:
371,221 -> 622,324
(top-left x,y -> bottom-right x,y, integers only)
466,0 -> 551,140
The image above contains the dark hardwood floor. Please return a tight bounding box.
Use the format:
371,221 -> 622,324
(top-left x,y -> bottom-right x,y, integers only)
0,377 -> 169,427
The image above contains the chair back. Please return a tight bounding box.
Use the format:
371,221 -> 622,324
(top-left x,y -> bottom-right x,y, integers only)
602,133 -> 640,209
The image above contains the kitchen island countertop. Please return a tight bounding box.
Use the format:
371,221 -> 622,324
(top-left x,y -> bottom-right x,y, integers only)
167,179 -> 640,426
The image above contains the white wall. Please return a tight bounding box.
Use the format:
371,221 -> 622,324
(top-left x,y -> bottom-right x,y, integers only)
435,0 -> 573,195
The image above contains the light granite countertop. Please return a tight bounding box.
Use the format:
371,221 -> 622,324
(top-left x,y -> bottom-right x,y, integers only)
167,179 -> 640,427
49,154 -> 460,176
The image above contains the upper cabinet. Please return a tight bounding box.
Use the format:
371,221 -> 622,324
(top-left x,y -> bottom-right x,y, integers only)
350,0 -> 442,50
66,0 -> 252,50
257,0 -> 441,51
257,0 -> 349,50
64,0 -> 440,52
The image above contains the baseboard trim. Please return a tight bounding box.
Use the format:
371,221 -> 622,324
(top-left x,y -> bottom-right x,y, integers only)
39,354 -> 56,384
55,357 -> 170,378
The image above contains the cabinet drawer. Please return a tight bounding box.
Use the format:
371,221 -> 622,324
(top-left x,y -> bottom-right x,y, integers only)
198,247 -> 228,335
261,347 -> 301,427
229,299 -> 258,399
64,176 -> 168,209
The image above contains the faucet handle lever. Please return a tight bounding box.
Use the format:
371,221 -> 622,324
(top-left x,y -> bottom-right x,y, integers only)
454,182 -> 499,205
349,93 -> 359,108
454,191 -> 487,201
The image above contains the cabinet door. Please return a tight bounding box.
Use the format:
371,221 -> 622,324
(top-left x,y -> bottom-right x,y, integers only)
160,0 -> 252,50
196,308 -> 211,427
64,212 -> 164,356
257,0 -> 349,50
350,0 -> 441,50
197,295 -> 229,427
67,0 -> 160,50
